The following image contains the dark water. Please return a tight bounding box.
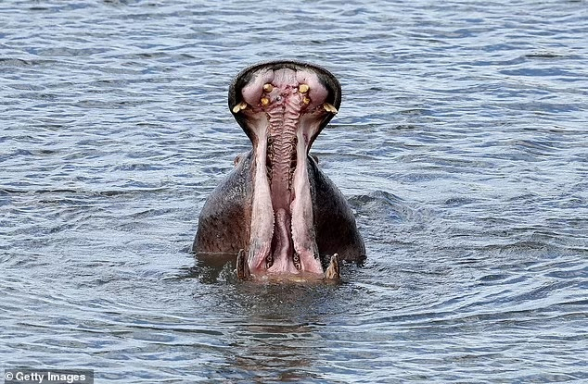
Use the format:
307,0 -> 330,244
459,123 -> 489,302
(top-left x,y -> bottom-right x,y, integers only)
1,1 -> 587,383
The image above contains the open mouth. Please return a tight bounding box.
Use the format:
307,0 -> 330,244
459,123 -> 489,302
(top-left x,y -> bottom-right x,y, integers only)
229,61 -> 341,279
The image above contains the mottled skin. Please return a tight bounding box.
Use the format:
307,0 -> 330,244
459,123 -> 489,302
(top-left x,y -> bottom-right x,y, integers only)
193,60 -> 365,279
308,157 -> 365,264
194,154 -> 252,255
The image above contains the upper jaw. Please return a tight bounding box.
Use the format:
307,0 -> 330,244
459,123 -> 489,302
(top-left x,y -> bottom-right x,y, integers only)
228,60 -> 341,145
228,61 -> 342,280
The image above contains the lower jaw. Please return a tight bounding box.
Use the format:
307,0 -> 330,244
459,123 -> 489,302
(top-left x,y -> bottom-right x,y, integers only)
246,141 -> 323,276
237,249 -> 340,282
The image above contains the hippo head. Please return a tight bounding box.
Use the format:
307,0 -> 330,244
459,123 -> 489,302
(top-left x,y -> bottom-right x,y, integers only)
228,61 -> 342,281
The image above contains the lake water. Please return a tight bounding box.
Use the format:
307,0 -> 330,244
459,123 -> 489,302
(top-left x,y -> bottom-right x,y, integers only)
1,1 -> 587,383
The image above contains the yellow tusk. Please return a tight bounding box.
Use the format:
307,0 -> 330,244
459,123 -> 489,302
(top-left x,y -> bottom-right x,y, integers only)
303,97 -> 311,105
323,102 -> 338,114
263,83 -> 273,92
325,254 -> 340,280
298,84 -> 309,93
260,97 -> 270,106
232,101 -> 248,114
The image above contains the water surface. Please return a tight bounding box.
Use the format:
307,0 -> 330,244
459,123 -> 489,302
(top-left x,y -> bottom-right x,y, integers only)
1,1 -> 587,382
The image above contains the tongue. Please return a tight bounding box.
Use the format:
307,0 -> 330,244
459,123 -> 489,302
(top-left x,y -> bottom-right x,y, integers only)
267,208 -> 298,273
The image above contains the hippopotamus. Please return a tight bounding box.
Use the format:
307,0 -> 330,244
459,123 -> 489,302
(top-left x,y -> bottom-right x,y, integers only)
193,60 -> 365,281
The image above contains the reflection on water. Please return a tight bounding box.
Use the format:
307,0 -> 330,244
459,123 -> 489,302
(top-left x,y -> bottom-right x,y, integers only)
223,289 -> 331,383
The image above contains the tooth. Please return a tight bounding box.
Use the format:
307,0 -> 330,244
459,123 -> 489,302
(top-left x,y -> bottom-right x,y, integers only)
260,97 -> 270,106
325,254 -> 340,280
293,253 -> 301,270
263,83 -> 273,92
303,97 -> 310,105
323,102 -> 338,114
298,84 -> 309,93
232,101 -> 248,113
236,249 -> 250,280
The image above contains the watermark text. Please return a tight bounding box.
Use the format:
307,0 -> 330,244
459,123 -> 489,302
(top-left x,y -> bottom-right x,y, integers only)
4,369 -> 93,384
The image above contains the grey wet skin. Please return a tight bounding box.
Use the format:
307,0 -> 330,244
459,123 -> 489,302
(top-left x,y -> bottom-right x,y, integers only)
193,60 -> 365,279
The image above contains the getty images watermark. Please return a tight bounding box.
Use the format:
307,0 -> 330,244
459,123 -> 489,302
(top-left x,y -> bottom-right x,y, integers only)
4,369 -> 94,384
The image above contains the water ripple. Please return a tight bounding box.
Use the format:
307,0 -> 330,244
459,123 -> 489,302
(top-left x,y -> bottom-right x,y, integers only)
1,0 -> 587,382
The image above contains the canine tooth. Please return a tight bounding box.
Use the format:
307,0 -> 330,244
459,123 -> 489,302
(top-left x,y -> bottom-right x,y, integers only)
263,83 -> 273,92
260,97 -> 270,106
232,101 -> 248,113
236,249 -> 250,280
325,254 -> 340,280
323,102 -> 338,114
298,84 -> 309,93
303,97 -> 311,105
